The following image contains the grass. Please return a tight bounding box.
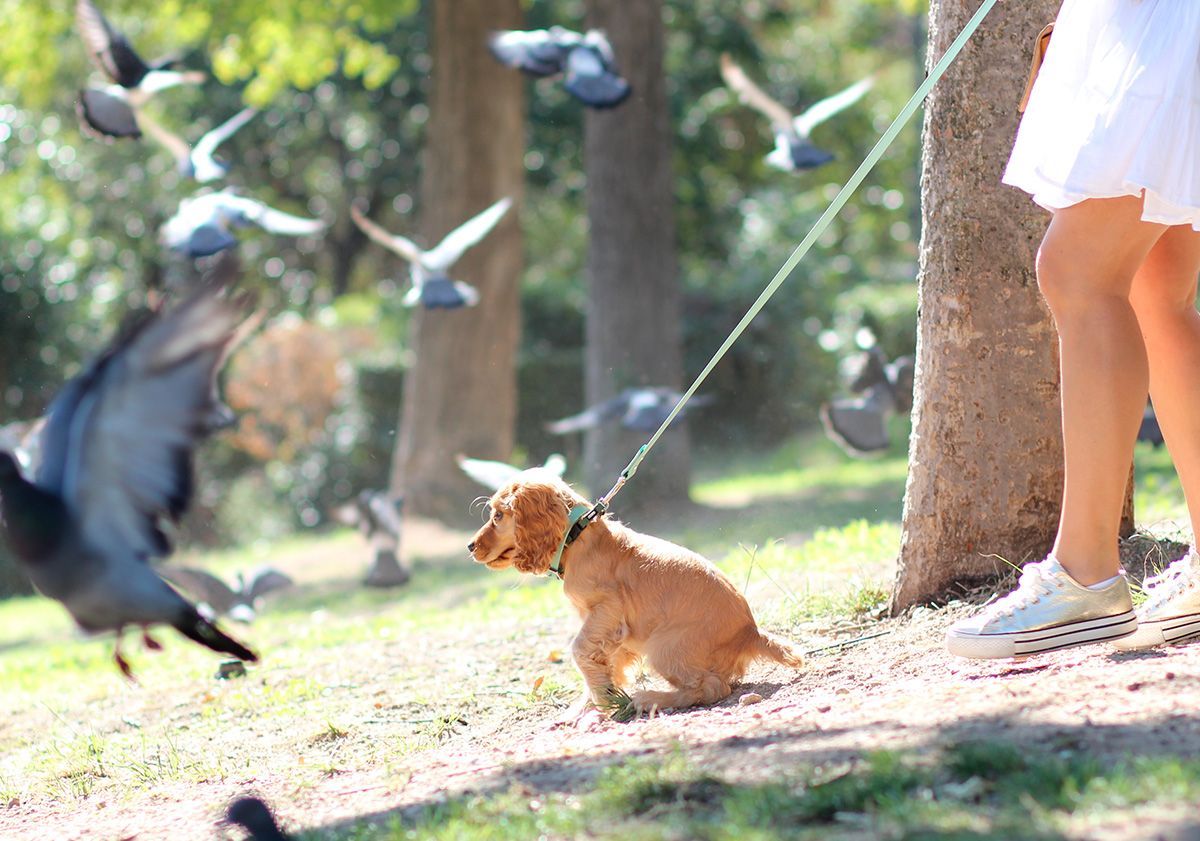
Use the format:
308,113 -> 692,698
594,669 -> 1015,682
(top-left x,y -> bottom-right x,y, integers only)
0,433 -> 1194,836
310,742 -> 1200,840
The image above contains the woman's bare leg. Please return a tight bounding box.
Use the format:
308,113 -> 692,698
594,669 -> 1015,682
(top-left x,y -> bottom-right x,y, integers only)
1037,195 -> 1167,584
1129,225 -> 1200,540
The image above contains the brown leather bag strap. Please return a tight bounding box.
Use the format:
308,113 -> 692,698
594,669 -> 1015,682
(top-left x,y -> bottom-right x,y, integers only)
1018,22 -> 1055,113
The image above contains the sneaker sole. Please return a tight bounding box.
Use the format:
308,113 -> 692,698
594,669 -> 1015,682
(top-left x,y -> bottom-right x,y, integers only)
946,609 -> 1137,659
1113,611 -> 1200,651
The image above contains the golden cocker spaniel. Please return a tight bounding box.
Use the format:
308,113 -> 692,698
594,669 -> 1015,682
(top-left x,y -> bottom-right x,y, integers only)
468,474 -> 804,719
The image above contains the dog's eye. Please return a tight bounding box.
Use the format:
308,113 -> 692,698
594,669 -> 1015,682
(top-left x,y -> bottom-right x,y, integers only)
492,510 -> 504,523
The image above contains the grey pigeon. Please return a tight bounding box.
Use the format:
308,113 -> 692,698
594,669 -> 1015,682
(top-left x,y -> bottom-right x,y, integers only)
720,53 -> 873,172
350,198 -> 511,310
820,347 -> 914,457
161,188 -> 327,257
137,107 -> 258,183
156,564 -> 293,622
333,490 -> 409,588
456,453 -> 567,492
0,272 -> 258,679
488,27 -> 631,109
546,387 -> 714,435
225,796 -> 289,841
75,0 -> 204,109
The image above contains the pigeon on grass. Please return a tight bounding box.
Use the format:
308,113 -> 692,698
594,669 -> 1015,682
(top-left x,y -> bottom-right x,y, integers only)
162,188 -> 327,257
820,347 -> 914,457
75,0 -> 204,107
156,564 -> 293,622
137,107 -> 258,183
720,53 -> 874,172
488,27 -> 631,108
333,490 -> 409,588
456,453 -> 567,492
0,269 -> 259,679
546,388 -> 714,435
350,198 -> 511,310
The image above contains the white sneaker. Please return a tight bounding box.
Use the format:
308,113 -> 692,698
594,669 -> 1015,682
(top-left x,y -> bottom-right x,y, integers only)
1114,549 -> 1200,650
946,558 -> 1137,659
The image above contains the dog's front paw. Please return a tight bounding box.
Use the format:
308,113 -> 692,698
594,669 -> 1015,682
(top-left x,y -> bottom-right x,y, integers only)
552,695 -> 603,730
631,689 -> 677,717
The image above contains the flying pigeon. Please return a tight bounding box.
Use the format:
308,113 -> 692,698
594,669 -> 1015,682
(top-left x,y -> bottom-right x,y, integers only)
225,796 -> 290,841
546,387 -> 714,435
156,564 -> 293,622
161,188 -> 327,257
75,0 -> 204,108
137,107 -> 258,183
820,347 -> 914,457
0,272 -> 259,679
456,453 -> 567,492
488,27 -> 631,109
333,489 -> 409,588
349,198 -> 511,310
720,53 -> 873,172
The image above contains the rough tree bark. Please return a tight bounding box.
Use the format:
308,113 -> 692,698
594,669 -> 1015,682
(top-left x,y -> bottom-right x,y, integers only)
390,0 -> 525,524
890,0 -> 1136,611
581,0 -> 690,514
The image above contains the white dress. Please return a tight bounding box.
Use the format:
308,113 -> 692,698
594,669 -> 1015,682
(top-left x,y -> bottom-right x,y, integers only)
1003,0 -> 1200,229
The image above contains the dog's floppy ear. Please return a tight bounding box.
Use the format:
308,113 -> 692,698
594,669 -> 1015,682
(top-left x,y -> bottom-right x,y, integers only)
511,480 -> 573,575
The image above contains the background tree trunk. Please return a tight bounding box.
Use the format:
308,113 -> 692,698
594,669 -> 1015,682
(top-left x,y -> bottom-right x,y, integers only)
390,0 -> 525,524
581,0 -> 690,515
890,0 -> 1124,610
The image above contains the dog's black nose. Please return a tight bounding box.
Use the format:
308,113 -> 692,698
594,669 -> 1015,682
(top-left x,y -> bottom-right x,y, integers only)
467,541 -> 476,552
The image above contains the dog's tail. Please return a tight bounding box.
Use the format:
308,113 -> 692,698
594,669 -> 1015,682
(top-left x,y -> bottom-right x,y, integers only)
754,631 -> 805,669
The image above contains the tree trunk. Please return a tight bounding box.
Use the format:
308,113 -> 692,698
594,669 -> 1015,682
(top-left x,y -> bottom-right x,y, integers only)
892,0 -> 1108,610
390,0 -> 525,523
581,0 -> 690,515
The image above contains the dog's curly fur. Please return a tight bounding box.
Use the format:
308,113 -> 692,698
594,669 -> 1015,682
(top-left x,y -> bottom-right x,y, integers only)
468,474 -> 805,717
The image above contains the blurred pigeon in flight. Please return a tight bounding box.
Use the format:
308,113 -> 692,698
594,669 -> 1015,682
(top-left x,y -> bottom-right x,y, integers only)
75,0 -> 204,108
546,387 -> 714,435
820,347 -> 914,457
333,489 -> 409,588
162,188 -> 327,257
0,271 -> 258,678
157,564 -> 293,622
225,796 -> 290,841
137,107 -> 257,183
720,53 -> 873,172
488,27 -> 631,109
350,198 -> 511,310
456,453 -> 567,492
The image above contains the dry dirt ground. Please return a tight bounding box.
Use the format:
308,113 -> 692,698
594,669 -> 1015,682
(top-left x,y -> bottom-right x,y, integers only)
4,523 -> 1200,840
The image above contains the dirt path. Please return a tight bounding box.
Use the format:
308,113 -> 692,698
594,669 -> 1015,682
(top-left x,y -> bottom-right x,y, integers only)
8,602 -> 1200,840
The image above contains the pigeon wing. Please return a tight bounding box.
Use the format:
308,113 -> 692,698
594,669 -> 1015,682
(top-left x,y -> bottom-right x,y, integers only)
193,108 -> 257,161
563,47 -> 631,109
545,393 -> 630,434
225,195 -> 326,236
366,492 -> 404,541
793,74 -> 874,138
422,197 -> 512,272
456,454 -> 522,491
487,29 -> 574,76
719,53 -> 796,134
819,383 -> 896,457
77,88 -> 141,139
75,0 -> 149,87
135,108 -> 192,167
349,205 -> 425,265
243,566 -> 294,602
40,279 -> 254,565
157,564 -> 238,615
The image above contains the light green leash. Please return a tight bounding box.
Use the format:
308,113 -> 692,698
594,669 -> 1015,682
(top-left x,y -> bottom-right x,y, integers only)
558,0 -> 1001,563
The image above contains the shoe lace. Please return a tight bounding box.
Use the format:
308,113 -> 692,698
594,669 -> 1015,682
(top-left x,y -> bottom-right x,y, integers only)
1143,550 -> 1200,611
989,559 -> 1058,617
